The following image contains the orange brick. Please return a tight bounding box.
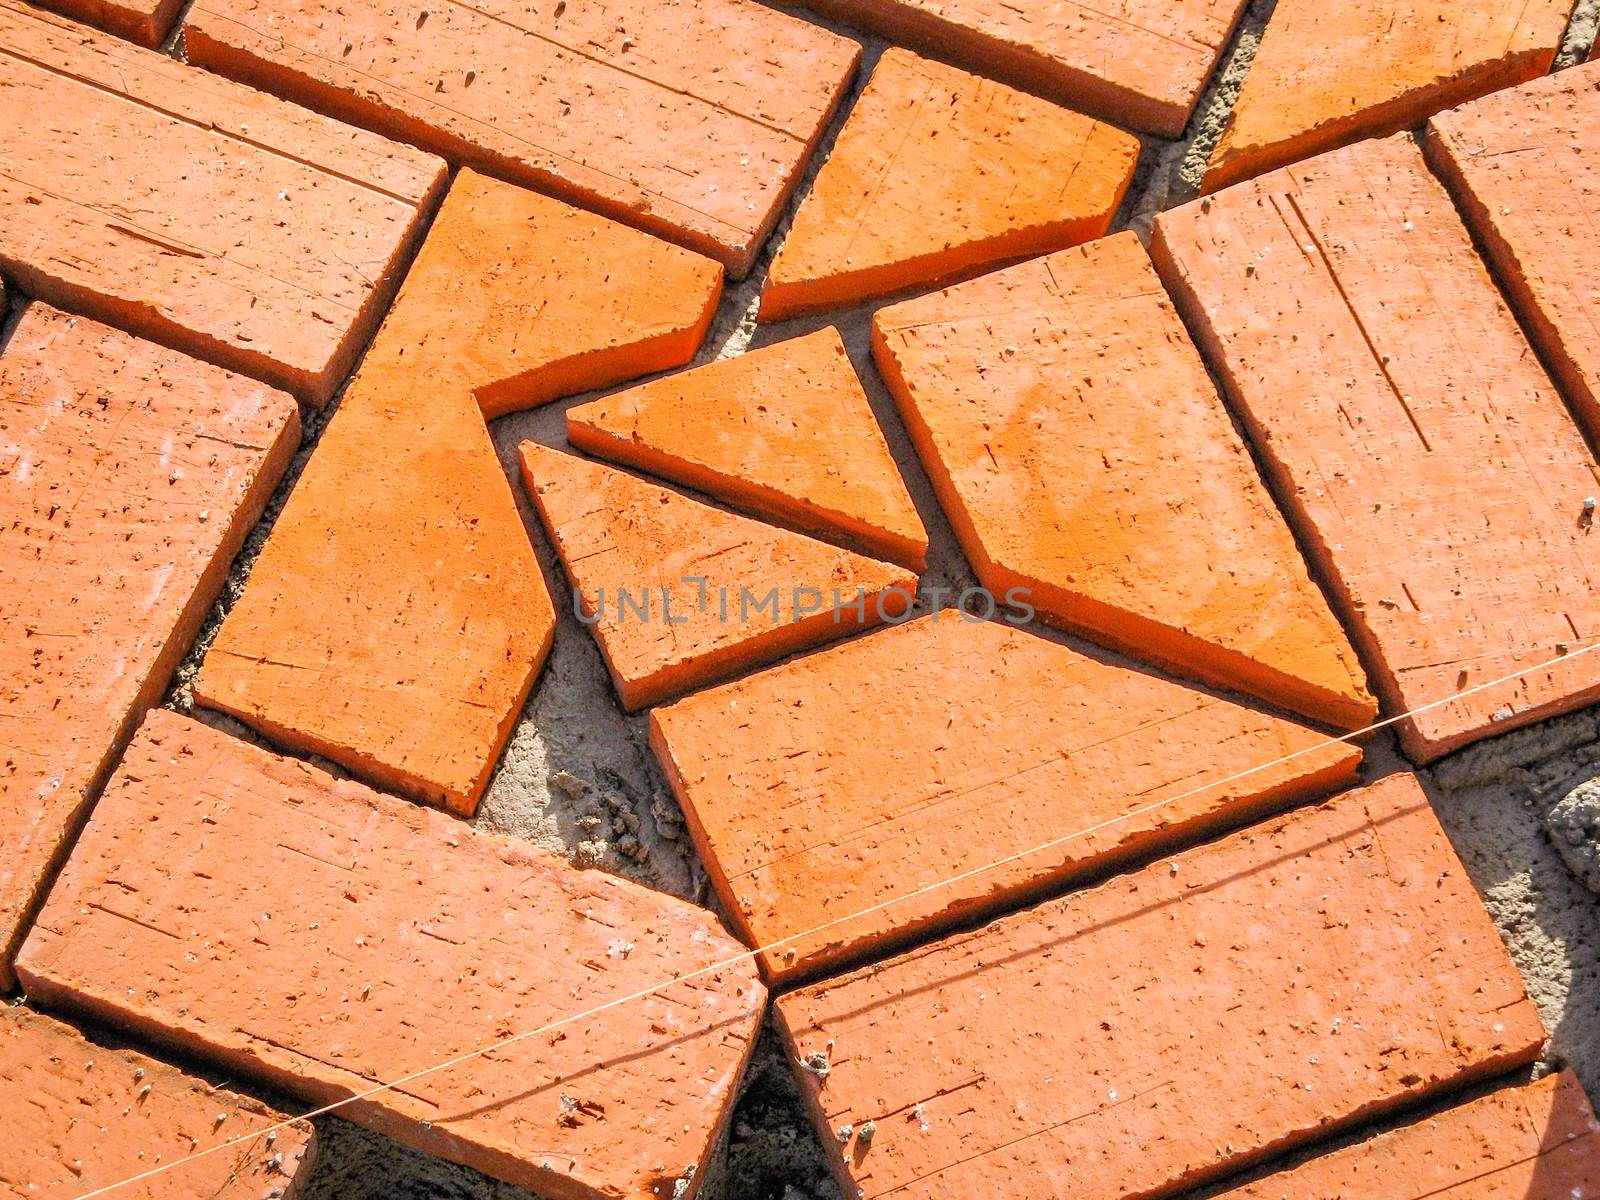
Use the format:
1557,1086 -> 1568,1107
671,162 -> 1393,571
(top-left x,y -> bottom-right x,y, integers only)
194,172 -> 718,813
1215,1071 -> 1600,1200
791,0 -> 1250,137
183,0 -> 858,278
34,0 -> 180,45
874,232 -> 1373,730
567,328 -> 927,571
0,1004 -> 316,1200
0,305 -> 297,988
0,1 -> 445,405
1205,0 -> 1569,190
650,614 -> 1360,981
774,774 -> 1544,1200
759,49 -> 1138,322
520,442 -> 914,712
1153,135 -> 1600,762
18,710 -> 765,1200
1426,62 -> 1600,440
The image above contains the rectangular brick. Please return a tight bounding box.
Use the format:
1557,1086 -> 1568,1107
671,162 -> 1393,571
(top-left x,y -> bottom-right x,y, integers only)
17,710 -> 766,1200
35,0 -> 181,46
1152,134 -> 1600,763
0,304 -> 297,987
0,0 -> 446,405
182,0 -> 860,277
774,774 -> 1544,1200
0,1004 -> 316,1199
791,0 -> 1250,137
651,614 -> 1360,982
1425,61 -> 1600,440
1214,1071 -> 1600,1200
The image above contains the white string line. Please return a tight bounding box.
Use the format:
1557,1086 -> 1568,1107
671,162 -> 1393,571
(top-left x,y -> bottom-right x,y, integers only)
72,636 -> 1600,1199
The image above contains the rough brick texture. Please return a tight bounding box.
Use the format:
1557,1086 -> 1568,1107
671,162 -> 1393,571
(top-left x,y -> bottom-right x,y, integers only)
774,774 -> 1544,1200
18,711 -> 765,1200
651,615 -> 1360,981
791,0 -> 1250,137
0,305 -> 297,988
0,1004 -> 316,1200
521,442 -> 914,712
874,232 -> 1373,730
197,171 -> 719,813
35,0 -> 181,45
567,328 -> 927,571
1205,0 -> 1569,190
183,0 -> 858,277
1425,61 -> 1600,440
760,49 -> 1138,321
1153,135 -> 1600,763
1215,1071 -> 1600,1200
0,1 -> 445,405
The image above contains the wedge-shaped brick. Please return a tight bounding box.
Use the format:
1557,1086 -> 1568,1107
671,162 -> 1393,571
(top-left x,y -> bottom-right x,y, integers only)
194,172 -> 720,813
1216,1071 -> 1600,1200
0,2 -> 445,405
760,49 -> 1139,322
1205,0 -> 1569,190
34,0 -> 180,45
18,711 -> 765,1200
0,305 -> 297,988
183,0 -> 858,277
0,1004 -> 316,1200
1153,135 -> 1600,762
1426,62 -> 1600,440
874,233 -> 1373,730
774,774 -> 1544,1200
521,442 -> 914,712
567,328 -> 927,571
651,615 -> 1360,981
792,0 -> 1250,137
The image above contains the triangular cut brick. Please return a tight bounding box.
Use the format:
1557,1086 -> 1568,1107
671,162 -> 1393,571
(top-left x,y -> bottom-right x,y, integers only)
759,49 -> 1139,322
790,0 -> 1253,137
1,1004 -> 317,1198
1205,0 -> 1570,190
1426,61 -> 1600,442
17,710 -> 765,1200
520,442 -> 915,712
873,232 -> 1374,730
35,0 -> 181,45
773,774 -> 1545,1199
1215,1072 -> 1600,1200
182,0 -> 860,277
1,305 -> 297,987
1153,134 -> 1600,762
567,328 -> 928,571
650,614 -> 1361,982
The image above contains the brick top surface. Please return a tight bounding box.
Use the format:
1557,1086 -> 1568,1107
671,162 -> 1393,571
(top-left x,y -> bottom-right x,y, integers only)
183,0 -> 860,276
774,774 -> 1544,1199
0,0 -> 445,404
17,710 -> 765,1200
0,1004 -> 316,1200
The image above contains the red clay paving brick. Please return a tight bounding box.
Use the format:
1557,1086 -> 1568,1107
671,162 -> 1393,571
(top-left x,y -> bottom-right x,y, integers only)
182,0 -> 859,278
1426,61 -> 1600,441
650,614 -> 1361,982
1214,1070 -> 1600,1200
17,710 -> 766,1200
0,305 -> 297,989
193,171 -> 720,813
567,328 -> 928,572
791,0 -> 1251,137
520,441 -> 915,712
0,1 -> 446,406
758,49 -> 1139,322
1204,0 -> 1570,191
0,1004 -> 317,1200
773,773 -> 1545,1200
873,232 -> 1374,731
35,0 -> 181,46
1153,135 -> 1600,763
